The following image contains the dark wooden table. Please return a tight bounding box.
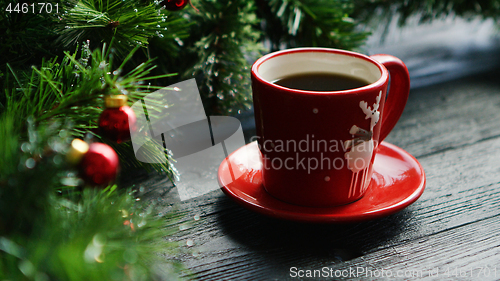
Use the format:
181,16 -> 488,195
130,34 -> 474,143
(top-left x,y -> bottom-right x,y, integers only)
139,68 -> 500,280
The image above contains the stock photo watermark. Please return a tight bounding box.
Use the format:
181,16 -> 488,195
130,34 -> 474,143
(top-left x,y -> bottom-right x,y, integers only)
250,135 -> 378,174
129,79 -> 246,201
289,266 -> 499,279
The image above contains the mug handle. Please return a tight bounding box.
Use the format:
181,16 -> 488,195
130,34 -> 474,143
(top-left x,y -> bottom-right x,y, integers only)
370,54 -> 410,142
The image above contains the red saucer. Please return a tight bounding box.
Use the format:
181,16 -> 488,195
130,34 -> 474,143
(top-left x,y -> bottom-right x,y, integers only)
218,142 -> 425,223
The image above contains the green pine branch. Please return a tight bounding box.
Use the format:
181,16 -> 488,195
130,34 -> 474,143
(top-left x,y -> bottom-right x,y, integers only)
0,0 -> 60,69
57,0 -> 182,57
0,66 -> 185,278
0,186 -> 186,280
256,0 -> 369,51
1,43 -> 178,178
179,0 -> 263,115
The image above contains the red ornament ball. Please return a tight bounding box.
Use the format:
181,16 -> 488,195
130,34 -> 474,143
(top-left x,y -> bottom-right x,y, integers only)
162,0 -> 189,11
79,143 -> 119,187
99,95 -> 136,143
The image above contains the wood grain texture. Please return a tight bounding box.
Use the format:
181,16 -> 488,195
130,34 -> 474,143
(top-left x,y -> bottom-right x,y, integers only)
140,69 -> 500,280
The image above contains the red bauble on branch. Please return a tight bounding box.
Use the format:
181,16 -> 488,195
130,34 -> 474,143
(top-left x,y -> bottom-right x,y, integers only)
67,139 -> 119,187
161,0 -> 189,11
99,95 -> 136,143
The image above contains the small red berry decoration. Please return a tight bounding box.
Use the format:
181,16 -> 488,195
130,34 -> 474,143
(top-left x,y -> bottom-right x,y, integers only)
98,95 -> 136,143
161,0 -> 189,11
67,139 -> 119,187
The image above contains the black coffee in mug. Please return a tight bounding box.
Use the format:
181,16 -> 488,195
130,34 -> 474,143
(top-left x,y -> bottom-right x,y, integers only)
273,72 -> 370,92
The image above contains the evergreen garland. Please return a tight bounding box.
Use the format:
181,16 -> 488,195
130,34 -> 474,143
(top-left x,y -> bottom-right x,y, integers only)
256,0 -> 369,52
0,0 -> 60,70
0,44 -> 183,279
180,0 -> 262,114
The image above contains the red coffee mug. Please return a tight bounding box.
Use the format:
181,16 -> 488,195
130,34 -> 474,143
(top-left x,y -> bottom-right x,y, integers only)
251,48 -> 410,207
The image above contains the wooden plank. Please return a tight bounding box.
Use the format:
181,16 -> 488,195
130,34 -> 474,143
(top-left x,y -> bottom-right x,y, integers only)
330,215 -> 500,280
385,69 -> 500,159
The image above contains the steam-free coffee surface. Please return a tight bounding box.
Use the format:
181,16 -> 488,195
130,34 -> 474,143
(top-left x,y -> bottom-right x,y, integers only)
273,72 -> 369,92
